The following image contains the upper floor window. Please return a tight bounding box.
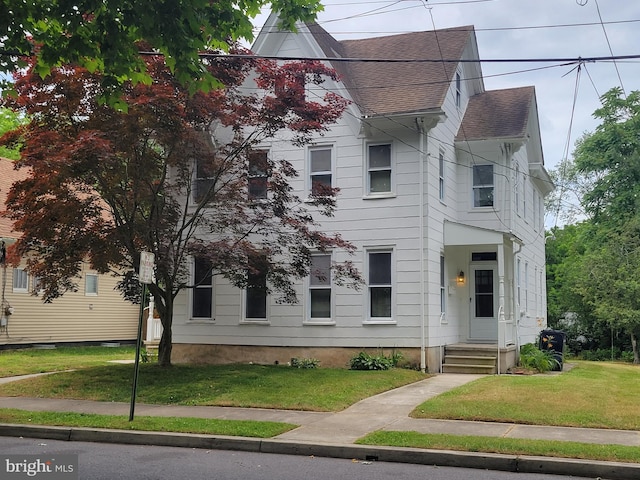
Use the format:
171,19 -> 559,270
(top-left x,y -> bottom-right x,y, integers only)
367,143 -> 392,194
192,258 -> 213,319
12,268 -> 28,293
248,150 -> 268,200
455,72 -> 462,108
438,148 -> 445,201
368,250 -> 392,320
472,164 -> 494,208
309,147 -> 333,196
194,157 -> 214,203
85,273 -> 98,296
308,253 -> 332,321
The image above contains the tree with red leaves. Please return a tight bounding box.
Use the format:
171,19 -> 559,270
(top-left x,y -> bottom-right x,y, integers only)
1,49 -> 360,366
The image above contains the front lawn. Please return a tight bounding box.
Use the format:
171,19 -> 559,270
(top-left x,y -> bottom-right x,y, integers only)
412,361 -> 640,430
0,363 -> 426,412
0,346 -> 137,377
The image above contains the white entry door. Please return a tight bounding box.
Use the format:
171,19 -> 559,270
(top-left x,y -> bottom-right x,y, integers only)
469,265 -> 498,341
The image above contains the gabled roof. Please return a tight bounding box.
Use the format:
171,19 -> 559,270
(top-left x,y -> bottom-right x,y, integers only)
305,23 -> 475,117
455,86 -> 536,142
0,157 -> 27,239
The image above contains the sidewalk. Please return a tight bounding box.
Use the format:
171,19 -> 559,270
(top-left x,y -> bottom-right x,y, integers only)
1,372 -> 640,479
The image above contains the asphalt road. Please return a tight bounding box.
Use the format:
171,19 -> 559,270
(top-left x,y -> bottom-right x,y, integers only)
0,436 -> 595,480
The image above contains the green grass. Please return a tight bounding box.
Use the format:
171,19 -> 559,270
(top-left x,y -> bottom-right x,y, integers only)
0,363 -> 426,412
0,346 -> 137,377
0,408 -> 294,438
411,361 -> 640,430
357,431 -> 640,464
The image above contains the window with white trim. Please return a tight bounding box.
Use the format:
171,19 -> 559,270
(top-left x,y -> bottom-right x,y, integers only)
192,258 -> 213,319
367,143 -> 392,194
85,273 -> 98,295
12,268 -> 28,293
245,259 -> 267,321
248,149 -> 268,200
194,156 -> 214,203
368,250 -> 392,320
455,71 -> 462,108
308,253 -> 332,321
472,164 -> 494,207
309,147 -> 333,196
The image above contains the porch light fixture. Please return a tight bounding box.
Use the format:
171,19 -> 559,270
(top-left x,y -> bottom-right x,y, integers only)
456,271 -> 465,286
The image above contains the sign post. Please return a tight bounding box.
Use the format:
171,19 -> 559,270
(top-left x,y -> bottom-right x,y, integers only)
129,251 -> 154,421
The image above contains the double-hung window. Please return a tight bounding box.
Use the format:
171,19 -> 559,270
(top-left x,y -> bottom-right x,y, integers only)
12,268 -> 28,293
308,254 -> 332,321
194,157 -> 214,203
455,72 -> 462,108
367,143 -> 392,194
309,147 -> 333,196
192,258 -> 213,320
85,273 -> 98,296
245,258 -> 267,321
248,150 -> 268,200
368,251 -> 392,320
472,164 -> 494,208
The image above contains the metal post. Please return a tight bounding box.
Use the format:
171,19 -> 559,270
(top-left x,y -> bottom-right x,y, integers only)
129,282 -> 147,421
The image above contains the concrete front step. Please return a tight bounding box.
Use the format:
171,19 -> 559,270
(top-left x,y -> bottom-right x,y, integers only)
444,355 -> 497,366
442,363 -> 496,374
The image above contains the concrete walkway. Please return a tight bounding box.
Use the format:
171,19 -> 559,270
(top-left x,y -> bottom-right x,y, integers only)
1,372 -> 640,479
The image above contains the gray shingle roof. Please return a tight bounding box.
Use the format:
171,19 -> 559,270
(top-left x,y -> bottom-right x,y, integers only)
456,86 -> 535,141
307,23 -> 474,117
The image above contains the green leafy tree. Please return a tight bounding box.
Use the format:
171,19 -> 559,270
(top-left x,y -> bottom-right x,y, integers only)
0,1 -> 322,95
571,87 -> 640,363
0,51 -> 360,367
0,107 -> 25,159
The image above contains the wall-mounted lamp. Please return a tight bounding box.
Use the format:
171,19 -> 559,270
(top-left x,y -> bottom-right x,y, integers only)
456,271 -> 465,286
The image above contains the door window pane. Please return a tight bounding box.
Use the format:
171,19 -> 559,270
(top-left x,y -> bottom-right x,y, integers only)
475,269 -> 494,317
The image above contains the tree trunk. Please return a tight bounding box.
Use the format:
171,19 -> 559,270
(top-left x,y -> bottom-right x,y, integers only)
631,331 -> 640,365
157,296 -> 174,367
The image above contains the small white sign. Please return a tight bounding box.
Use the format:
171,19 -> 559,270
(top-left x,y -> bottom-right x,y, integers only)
139,251 -> 155,284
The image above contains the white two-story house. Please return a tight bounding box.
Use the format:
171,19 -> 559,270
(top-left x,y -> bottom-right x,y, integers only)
169,13 -> 553,373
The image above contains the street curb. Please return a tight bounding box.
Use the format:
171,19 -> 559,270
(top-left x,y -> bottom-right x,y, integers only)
2,423 -> 640,480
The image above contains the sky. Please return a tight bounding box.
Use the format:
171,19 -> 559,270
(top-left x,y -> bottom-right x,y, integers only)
250,0 -> 640,174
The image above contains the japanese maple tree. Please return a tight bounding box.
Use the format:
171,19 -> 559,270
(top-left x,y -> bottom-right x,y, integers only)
1,49 -> 360,366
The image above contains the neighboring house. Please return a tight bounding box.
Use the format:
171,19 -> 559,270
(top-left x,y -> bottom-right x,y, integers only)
0,158 -> 139,347
170,14 -> 554,373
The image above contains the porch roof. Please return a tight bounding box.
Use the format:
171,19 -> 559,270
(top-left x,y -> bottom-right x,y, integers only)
444,221 -> 520,246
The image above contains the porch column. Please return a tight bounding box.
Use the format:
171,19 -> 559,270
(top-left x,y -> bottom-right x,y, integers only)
497,247 -> 506,349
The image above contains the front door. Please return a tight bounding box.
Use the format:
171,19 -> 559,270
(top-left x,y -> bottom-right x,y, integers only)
469,265 -> 498,341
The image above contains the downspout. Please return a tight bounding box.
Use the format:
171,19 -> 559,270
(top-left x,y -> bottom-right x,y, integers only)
417,117 -> 427,373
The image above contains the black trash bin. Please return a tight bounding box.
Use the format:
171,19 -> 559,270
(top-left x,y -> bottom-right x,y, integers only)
539,329 -> 565,371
